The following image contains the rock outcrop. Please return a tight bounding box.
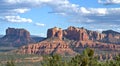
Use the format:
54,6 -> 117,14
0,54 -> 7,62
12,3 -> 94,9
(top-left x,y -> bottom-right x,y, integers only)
63,26 -> 89,41
17,39 -> 76,56
0,27 -> 35,47
6,27 -> 31,40
71,40 -> 120,52
47,27 -> 63,40
16,26 -> 120,56
87,30 -> 106,41
102,30 -> 120,44
47,26 -> 106,41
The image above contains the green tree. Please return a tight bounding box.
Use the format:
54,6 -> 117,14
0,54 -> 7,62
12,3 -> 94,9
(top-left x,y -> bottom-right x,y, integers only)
41,48 -> 120,66
70,54 -> 82,66
41,54 -> 65,66
6,61 -> 15,66
69,48 -> 98,66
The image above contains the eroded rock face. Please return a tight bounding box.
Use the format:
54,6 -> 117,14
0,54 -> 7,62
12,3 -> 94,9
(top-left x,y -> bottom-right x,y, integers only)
72,41 -> 120,52
6,27 -> 31,40
102,30 -> 120,44
0,27 -> 35,47
47,26 -> 106,41
63,26 -> 89,41
87,30 -> 106,41
17,26 -> 120,56
63,26 -> 107,41
17,39 -> 76,56
47,27 -> 63,40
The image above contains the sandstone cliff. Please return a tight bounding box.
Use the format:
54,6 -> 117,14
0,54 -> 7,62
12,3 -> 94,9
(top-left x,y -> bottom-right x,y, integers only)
47,26 -> 120,44
47,27 -> 63,40
16,26 -> 120,56
63,26 -> 89,41
0,27 -> 35,47
17,39 -> 76,56
47,26 -> 106,41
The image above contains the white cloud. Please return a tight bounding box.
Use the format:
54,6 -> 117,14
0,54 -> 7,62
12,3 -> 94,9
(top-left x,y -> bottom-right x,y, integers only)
35,23 -> 45,27
109,24 -> 118,27
96,29 -> 105,32
90,8 -> 108,15
39,33 -> 46,37
13,8 -> 30,13
0,0 -> 120,27
80,7 -> 90,14
34,33 -> 46,37
0,0 -> 80,23
3,16 -> 32,23
98,0 -> 120,4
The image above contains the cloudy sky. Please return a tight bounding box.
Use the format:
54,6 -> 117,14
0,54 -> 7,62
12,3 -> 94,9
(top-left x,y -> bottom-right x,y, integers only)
0,0 -> 120,37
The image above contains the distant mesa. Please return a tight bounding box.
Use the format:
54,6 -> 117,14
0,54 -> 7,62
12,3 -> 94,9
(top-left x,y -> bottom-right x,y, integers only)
0,27 -> 35,47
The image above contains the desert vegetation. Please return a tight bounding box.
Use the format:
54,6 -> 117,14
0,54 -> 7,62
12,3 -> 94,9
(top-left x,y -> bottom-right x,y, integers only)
41,48 -> 120,66
0,48 -> 119,66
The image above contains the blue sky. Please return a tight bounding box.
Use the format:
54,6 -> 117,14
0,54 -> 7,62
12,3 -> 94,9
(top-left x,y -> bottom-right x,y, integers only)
0,0 -> 120,37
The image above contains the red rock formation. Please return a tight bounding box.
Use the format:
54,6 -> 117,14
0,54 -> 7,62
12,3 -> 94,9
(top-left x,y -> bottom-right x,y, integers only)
102,30 -> 120,44
63,26 -> 105,41
47,27 -> 63,40
16,26 -> 120,57
6,27 -> 31,40
0,27 -> 35,47
17,39 -> 76,56
87,31 -> 106,41
63,26 -> 89,41
47,26 -> 107,41
73,40 -> 120,51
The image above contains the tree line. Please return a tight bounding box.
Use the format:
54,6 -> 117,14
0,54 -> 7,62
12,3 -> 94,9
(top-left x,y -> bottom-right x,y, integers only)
41,48 -> 120,66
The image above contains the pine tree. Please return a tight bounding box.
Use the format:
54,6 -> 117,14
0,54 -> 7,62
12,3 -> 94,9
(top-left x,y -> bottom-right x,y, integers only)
6,61 -> 15,66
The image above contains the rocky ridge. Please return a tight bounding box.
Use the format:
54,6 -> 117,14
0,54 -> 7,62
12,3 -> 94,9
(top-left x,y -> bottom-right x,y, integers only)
17,38 -> 76,56
17,26 -> 120,56
102,30 -> 120,44
63,26 -> 106,41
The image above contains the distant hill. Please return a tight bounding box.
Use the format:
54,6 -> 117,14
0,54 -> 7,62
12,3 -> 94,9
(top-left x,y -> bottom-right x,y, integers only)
31,35 -> 45,42
102,30 -> 120,35
102,30 -> 120,44
0,35 -> 4,38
